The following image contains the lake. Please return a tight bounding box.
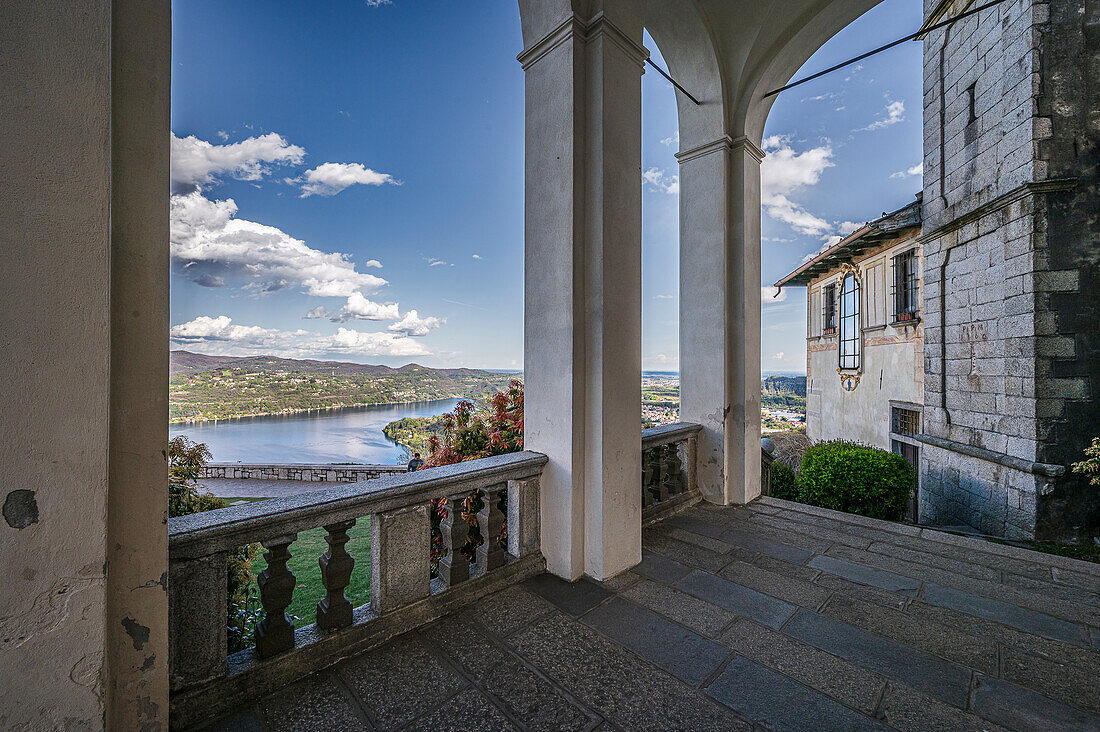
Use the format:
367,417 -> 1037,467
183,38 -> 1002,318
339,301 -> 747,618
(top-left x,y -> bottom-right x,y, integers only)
168,399 -> 462,464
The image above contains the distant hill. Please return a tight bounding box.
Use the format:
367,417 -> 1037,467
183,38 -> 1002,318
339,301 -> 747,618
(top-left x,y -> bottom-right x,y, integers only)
762,375 -> 806,398
168,351 -> 520,423
170,350 -> 506,379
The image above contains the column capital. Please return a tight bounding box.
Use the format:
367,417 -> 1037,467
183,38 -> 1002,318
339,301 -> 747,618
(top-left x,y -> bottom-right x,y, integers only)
517,12 -> 647,71
676,135 -> 766,164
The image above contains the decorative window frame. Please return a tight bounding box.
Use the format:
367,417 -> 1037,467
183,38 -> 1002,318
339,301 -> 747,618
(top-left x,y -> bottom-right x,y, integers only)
835,263 -> 863,391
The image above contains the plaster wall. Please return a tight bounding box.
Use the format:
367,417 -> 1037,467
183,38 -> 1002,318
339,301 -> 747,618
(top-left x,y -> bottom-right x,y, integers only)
0,3 -> 112,727
805,237 -> 924,450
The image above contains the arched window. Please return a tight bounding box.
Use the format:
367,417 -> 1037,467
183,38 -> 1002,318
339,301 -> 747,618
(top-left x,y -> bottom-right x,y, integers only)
839,272 -> 861,370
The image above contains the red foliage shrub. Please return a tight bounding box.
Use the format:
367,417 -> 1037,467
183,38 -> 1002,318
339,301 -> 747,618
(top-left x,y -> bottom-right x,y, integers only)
422,380 -> 524,574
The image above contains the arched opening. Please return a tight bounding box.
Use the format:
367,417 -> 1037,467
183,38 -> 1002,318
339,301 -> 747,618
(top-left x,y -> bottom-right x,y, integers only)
640,30 -> 681,427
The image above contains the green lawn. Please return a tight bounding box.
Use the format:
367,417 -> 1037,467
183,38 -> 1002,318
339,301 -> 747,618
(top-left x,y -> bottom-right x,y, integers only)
250,517 -> 373,627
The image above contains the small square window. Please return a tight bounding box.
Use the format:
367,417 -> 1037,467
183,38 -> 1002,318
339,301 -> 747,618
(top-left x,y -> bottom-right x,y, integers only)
892,406 -> 920,436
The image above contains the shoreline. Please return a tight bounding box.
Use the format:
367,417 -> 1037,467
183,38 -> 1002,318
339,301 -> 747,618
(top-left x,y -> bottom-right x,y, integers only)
169,397 -> 463,426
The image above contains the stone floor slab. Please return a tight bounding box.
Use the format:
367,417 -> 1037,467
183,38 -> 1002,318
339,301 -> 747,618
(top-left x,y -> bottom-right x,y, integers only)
580,596 -> 731,685
971,674 -> 1100,732
705,654 -> 886,731
808,554 -> 922,595
522,574 -> 613,617
718,618 -> 886,715
337,635 -> 465,730
922,582 -> 1092,647
621,578 -> 738,637
404,689 -> 520,732
259,673 -> 369,731
634,550 -> 692,584
674,569 -> 797,629
783,609 -> 972,708
718,558 -> 832,609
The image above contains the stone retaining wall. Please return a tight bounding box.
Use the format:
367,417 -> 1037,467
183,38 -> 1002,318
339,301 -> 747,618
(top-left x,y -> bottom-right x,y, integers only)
201,463 -> 407,483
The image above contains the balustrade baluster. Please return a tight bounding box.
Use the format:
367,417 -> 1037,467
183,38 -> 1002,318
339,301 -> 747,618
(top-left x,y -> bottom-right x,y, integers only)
642,448 -> 656,506
662,443 -> 684,497
438,494 -> 470,588
652,447 -> 670,503
477,485 -> 507,571
316,519 -> 356,632
256,534 -> 297,658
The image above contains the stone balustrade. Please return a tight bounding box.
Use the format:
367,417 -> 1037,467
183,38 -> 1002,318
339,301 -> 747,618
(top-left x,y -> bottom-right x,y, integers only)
641,422 -> 702,522
168,451 -> 547,729
761,438 -> 776,497
201,462 -> 406,482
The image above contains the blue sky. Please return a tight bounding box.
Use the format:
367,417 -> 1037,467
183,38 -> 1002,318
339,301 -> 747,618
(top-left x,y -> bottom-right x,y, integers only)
170,0 -> 922,372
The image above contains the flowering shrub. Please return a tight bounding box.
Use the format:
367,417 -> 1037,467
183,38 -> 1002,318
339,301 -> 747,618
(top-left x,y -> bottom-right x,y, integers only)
421,381 -> 524,574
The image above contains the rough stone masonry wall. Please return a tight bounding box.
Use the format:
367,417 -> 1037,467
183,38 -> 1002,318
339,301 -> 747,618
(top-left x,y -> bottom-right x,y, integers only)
1032,0 -> 1100,538
919,0 -> 1100,540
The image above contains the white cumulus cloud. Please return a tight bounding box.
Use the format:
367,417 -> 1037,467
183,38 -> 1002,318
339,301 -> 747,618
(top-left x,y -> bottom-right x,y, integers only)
642,167 -> 679,195
760,138 -> 834,236
331,292 -> 401,322
387,310 -> 445,337
170,190 -> 387,297
171,133 -> 304,192
857,101 -> 906,132
890,163 -> 924,179
295,162 -> 398,197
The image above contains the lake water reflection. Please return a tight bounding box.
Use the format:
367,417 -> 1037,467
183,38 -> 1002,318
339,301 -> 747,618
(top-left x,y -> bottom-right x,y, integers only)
168,399 -> 461,464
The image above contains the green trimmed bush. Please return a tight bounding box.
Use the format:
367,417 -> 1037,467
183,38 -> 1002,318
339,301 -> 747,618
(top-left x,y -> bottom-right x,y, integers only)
769,460 -> 800,501
798,440 -> 914,521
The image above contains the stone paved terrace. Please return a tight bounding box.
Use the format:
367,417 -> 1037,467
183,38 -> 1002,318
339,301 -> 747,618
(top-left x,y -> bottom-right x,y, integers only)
197,498 -> 1100,731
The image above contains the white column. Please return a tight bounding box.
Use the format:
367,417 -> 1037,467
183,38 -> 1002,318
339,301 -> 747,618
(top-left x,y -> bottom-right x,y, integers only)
519,2 -> 645,581
678,136 -> 763,505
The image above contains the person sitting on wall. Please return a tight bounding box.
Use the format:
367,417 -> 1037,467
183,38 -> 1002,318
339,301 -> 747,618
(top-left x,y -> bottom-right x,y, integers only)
407,452 -> 424,472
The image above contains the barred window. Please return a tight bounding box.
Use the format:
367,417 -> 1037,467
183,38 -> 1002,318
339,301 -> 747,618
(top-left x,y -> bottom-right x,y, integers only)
838,273 -> 860,370
822,283 -> 837,333
892,406 -> 920,435
892,249 -> 919,322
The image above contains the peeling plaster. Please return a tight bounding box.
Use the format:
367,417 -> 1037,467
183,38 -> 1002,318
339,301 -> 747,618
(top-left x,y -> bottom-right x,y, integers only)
3,489 -> 39,529
121,616 -> 151,651
0,577 -> 99,650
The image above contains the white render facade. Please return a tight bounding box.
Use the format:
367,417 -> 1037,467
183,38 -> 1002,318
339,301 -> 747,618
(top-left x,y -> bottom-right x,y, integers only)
777,200 -> 926,504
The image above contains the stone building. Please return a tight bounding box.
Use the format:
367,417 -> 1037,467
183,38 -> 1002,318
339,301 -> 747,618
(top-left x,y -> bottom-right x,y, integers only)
775,198 -> 925,478
777,0 -> 1099,543
917,0 -> 1100,541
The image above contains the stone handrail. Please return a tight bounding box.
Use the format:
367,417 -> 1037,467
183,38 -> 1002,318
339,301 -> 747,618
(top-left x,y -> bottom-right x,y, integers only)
641,422 -> 701,522
200,462 -> 406,482
168,451 -> 547,728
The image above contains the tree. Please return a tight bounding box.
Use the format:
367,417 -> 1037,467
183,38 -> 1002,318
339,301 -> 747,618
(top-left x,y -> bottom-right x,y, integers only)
420,381 -> 524,574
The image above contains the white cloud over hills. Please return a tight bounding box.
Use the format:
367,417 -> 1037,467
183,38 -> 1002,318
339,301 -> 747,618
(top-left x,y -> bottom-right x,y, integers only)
171,315 -> 430,358
169,131 -> 445,358
170,190 -> 388,297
